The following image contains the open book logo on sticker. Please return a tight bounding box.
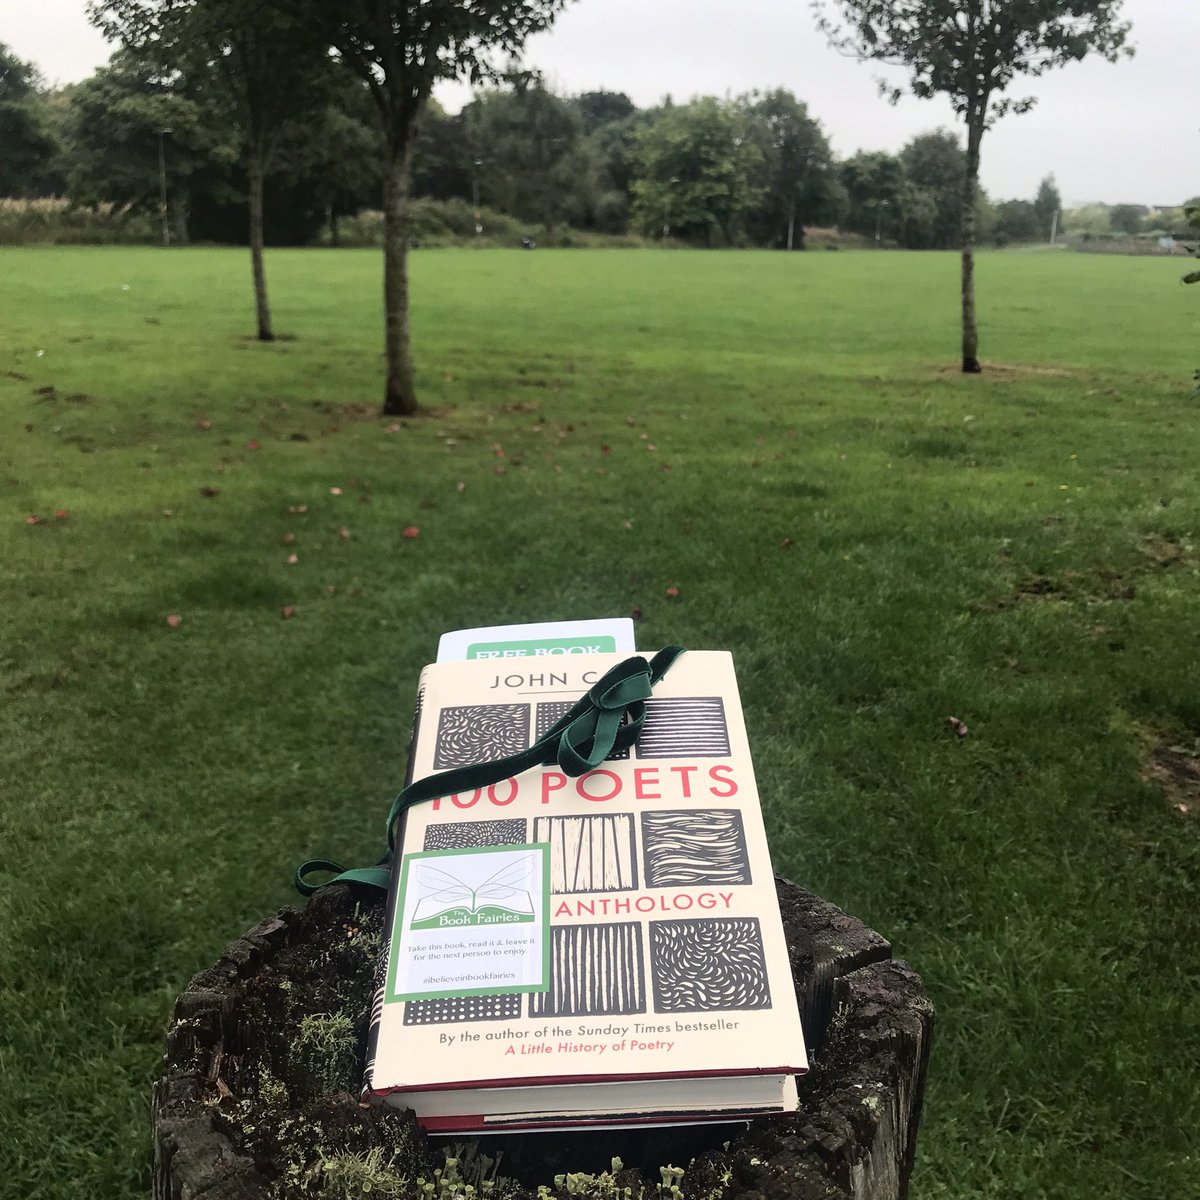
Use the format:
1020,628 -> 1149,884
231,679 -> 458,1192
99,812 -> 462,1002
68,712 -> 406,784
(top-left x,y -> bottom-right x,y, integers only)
410,854 -> 538,929
386,844 -> 551,1003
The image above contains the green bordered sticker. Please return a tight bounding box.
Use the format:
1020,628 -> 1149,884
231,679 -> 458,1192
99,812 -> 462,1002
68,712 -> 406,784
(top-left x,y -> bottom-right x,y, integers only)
466,635 -> 618,660
385,844 -> 551,1003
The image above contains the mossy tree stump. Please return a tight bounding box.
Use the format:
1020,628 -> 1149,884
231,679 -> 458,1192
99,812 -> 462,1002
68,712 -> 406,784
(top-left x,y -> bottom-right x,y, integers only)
153,880 -> 932,1200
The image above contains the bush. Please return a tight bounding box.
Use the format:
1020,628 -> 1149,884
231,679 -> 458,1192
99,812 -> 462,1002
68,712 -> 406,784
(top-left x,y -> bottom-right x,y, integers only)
0,197 -> 158,245
322,199 -> 649,250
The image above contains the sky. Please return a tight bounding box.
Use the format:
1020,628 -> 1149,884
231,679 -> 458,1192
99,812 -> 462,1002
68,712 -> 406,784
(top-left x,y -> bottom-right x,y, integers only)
4,0 -> 1194,206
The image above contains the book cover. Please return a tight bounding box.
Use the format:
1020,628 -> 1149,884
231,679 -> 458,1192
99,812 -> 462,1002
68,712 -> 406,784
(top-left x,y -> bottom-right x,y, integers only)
366,651 -> 807,1131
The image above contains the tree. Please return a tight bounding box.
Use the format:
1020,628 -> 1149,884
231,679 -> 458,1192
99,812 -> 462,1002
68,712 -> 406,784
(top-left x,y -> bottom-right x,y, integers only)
575,89 -> 634,134
0,43 -> 59,197
469,81 -> 597,233
839,150 -> 906,242
66,50 -> 232,242
993,197 -> 1040,244
1183,203 -> 1200,391
90,1 -> 334,341
1108,203 -> 1148,235
742,89 -> 837,249
899,129 -> 964,249
817,1 -> 1131,372
295,0 -> 571,417
1033,173 -> 1060,240
630,97 -> 764,246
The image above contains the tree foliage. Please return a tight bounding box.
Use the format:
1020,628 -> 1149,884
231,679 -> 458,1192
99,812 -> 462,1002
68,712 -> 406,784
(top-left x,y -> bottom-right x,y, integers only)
0,43 -> 60,197
741,89 -> 839,248
468,81 -> 596,231
1034,173 -> 1060,237
630,97 -> 764,246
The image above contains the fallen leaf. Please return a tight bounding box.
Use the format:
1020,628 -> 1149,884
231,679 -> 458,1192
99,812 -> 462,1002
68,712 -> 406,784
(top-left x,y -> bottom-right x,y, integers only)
456,481 -> 466,493
326,585 -> 338,596
665,586 -> 679,598
782,537 -> 794,549
196,418 -> 211,430
282,532 -> 296,545
329,486 -> 343,496
338,525 -> 350,542
494,444 -> 506,458
199,486 -> 220,498
246,439 -> 260,451
647,444 -> 657,452
402,526 -> 420,539
630,605 -> 643,621
495,465 -> 506,476
281,605 -> 296,619
54,509 -> 68,520
602,445 -> 611,455
286,553 -> 299,565
25,515 -> 39,525
166,613 -> 182,628
386,422 -> 401,433
947,716 -> 969,738
623,520 -> 633,530
418,499 -> 435,510
162,509 -> 173,518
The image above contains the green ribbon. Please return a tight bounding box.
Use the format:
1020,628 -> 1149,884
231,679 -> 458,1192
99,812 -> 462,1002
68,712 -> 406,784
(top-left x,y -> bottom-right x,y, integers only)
295,646 -> 685,896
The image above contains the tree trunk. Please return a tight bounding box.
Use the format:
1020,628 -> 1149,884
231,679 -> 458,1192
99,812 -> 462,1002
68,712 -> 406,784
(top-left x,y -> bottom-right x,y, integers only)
248,150 -> 274,343
327,204 -> 339,248
170,194 -> 189,247
960,118 -> 983,373
152,879 -> 933,1200
382,144 -> 418,416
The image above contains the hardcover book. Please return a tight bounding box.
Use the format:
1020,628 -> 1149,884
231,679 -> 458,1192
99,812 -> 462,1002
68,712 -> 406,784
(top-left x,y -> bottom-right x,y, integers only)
365,651 -> 807,1132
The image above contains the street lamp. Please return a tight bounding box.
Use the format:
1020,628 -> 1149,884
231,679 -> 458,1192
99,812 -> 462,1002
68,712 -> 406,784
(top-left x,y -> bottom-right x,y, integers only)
472,158 -> 483,236
158,129 -> 173,247
662,177 -> 680,239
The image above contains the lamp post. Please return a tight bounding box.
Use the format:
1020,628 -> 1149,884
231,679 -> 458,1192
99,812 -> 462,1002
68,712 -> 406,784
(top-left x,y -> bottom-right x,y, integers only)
472,158 -> 483,236
874,198 -> 889,245
663,177 -> 680,239
158,129 -> 173,247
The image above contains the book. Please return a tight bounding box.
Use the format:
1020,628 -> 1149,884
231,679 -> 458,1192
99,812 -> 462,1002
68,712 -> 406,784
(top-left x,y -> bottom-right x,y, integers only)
364,650 -> 807,1133
436,618 -> 636,663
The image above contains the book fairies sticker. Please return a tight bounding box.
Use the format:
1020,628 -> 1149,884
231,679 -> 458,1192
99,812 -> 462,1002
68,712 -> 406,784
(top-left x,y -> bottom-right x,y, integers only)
386,845 -> 551,1003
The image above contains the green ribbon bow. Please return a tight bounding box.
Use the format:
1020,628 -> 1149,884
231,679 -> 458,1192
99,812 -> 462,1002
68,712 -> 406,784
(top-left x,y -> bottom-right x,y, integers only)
295,645 -> 685,896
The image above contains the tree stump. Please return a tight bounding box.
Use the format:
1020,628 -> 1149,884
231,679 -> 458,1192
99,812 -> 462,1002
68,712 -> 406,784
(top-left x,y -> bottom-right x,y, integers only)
153,879 -> 932,1200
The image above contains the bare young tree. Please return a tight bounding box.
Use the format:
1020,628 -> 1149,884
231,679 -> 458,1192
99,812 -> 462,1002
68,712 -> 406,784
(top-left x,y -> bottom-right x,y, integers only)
90,0 -> 332,342
301,1 -> 571,416
815,1 -> 1132,372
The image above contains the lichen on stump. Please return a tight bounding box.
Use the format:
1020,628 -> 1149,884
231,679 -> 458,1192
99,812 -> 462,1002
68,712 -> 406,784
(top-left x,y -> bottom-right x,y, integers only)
153,880 -> 932,1200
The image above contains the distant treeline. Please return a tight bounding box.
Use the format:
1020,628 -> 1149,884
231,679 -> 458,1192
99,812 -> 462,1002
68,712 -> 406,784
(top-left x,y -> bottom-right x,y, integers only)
1,40 -> 1194,250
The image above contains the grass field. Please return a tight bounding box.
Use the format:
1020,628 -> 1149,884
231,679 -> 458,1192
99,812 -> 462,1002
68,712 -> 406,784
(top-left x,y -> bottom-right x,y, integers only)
1,244 -> 1198,1200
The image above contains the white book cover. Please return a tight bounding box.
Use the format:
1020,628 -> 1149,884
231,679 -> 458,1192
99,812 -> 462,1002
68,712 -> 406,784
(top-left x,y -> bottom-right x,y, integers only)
365,651 -> 807,1131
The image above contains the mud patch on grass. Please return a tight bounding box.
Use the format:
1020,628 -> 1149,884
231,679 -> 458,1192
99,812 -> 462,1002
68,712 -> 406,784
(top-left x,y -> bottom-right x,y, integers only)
971,569 -> 1136,613
1140,533 -> 1192,570
933,361 -> 1073,380
1143,741 -> 1200,816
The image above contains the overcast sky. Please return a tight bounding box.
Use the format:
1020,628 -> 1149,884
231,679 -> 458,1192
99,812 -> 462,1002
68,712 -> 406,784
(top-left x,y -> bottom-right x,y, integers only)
4,0 -> 1193,206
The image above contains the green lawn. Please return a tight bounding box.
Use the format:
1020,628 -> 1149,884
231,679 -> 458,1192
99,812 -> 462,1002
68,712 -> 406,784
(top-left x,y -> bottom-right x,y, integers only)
1,245 -> 1197,1199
